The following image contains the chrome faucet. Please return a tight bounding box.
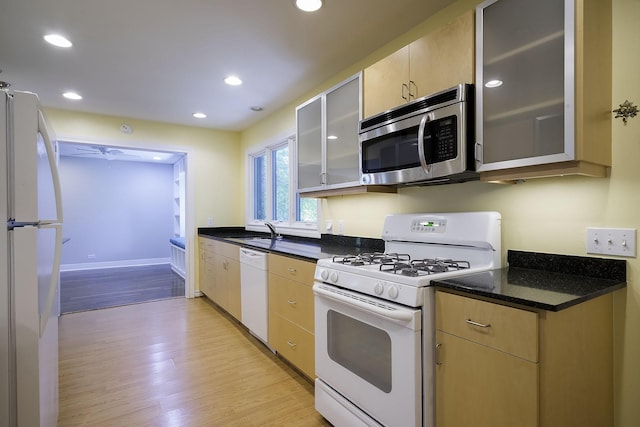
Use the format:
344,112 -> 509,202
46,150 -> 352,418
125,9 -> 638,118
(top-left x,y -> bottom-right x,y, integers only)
265,221 -> 278,240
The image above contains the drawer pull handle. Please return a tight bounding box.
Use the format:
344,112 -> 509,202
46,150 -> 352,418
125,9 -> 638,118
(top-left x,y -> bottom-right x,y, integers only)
287,340 -> 297,348
287,268 -> 297,274
466,318 -> 491,328
287,299 -> 297,306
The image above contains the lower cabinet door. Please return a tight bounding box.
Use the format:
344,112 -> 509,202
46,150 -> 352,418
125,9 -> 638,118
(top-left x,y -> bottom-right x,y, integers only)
436,330 -> 538,427
270,314 -> 315,379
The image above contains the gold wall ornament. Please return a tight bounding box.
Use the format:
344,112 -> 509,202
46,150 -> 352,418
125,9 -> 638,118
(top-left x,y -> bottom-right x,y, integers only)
613,100 -> 638,124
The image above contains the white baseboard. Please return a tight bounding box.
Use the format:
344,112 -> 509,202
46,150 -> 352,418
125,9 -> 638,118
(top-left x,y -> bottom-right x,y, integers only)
194,290 -> 204,297
60,257 -> 171,272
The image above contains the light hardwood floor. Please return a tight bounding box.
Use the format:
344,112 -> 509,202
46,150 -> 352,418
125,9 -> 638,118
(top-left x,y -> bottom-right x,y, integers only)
58,297 -> 331,426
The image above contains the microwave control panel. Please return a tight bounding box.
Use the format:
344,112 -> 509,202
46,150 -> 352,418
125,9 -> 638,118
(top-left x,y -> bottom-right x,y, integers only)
424,116 -> 457,163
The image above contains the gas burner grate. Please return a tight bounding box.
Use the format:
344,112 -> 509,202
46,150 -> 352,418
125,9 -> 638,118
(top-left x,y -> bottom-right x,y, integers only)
332,252 -> 411,266
379,258 -> 471,276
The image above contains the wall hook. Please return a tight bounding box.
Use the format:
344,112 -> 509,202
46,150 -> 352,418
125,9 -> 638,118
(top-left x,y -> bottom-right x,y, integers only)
613,100 -> 638,124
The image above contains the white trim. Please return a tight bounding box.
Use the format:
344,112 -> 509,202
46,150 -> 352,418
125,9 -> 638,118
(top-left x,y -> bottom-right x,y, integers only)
60,257 -> 171,272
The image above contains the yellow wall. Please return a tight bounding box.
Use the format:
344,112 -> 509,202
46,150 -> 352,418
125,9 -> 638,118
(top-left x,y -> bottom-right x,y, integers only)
240,0 -> 640,424
45,108 -> 243,229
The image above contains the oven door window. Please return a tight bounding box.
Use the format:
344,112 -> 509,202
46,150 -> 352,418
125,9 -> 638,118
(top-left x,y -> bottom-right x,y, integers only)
422,115 -> 458,165
361,126 -> 421,173
327,310 -> 392,393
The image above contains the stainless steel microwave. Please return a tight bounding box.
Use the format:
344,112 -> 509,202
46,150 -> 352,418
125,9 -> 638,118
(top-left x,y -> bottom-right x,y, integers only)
359,83 -> 477,186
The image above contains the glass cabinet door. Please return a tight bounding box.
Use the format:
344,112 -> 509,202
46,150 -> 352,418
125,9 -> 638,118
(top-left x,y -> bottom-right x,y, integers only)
326,75 -> 361,186
296,96 -> 323,190
477,0 -> 574,171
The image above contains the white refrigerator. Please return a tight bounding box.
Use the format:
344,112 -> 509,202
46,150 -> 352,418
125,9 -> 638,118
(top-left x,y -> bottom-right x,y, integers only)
1,90 -> 63,427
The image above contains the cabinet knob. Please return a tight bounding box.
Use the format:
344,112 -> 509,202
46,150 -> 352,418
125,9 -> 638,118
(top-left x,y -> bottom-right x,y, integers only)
287,299 -> 297,306
287,340 -> 297,349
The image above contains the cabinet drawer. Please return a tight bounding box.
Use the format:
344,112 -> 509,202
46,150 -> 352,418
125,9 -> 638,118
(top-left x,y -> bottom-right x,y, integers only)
268,273 -> 314,332
269,314 -> 315,379
436,291 -> 538,362
268,254 -> 315,285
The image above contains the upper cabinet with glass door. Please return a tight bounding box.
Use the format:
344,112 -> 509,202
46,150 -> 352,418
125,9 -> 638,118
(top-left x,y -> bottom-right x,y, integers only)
297,73 -> 397,197
476,0 -> 612,181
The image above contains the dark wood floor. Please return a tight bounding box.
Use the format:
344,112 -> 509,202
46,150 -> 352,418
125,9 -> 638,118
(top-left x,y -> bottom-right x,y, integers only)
60,264 -> 185,314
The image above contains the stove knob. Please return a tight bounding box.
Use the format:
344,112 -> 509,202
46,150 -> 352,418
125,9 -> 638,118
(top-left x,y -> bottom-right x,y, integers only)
374,282 -> 384,295
320,269 -> 329,281
330,272 -> 339,283
388,285 -> 399,299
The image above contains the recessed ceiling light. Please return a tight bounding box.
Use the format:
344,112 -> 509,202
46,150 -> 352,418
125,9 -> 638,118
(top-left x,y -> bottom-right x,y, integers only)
327,135 -> 338,140
224,76 -> 242,86
485,79 -> 503,88
44,34 -> 72,48
296,0 -> 323,12
193,112 -> 207,119
153,156 -> 162,161
62,92 -> 82,100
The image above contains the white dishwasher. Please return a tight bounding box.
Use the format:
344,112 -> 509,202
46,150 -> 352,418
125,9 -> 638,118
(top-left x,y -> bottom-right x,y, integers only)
239,247 -> 269,344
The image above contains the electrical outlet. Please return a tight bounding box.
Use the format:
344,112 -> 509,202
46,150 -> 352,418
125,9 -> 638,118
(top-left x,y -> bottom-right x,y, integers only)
207,217 -> 214,226
586,228 -> 636,257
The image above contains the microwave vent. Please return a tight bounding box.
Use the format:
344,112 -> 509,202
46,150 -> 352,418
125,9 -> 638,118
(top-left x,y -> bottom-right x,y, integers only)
360,84 -> 469,132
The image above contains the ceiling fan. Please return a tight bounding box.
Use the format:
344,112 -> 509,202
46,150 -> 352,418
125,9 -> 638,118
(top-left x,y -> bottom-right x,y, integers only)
68,145 -> 139,160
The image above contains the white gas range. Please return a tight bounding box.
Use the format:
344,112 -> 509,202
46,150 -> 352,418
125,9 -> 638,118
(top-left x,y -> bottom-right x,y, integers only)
313,212 -> 501,427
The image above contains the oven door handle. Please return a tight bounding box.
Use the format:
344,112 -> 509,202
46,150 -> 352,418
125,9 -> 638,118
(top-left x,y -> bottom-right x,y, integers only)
417,113 -> 431,175
314,285 -> 420,326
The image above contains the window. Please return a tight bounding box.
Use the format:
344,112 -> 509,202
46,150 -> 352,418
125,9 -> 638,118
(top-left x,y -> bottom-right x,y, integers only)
247,135 -> 319,236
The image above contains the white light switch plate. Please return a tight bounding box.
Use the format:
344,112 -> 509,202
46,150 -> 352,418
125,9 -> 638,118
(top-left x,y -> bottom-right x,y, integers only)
586,227 -> 636,257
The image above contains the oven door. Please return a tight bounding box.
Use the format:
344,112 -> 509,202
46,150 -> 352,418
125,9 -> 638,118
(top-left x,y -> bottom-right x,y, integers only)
313,282 -> 422,427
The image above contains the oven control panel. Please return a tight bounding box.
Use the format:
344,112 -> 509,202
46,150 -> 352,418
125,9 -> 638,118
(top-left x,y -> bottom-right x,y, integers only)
314,265 -> 426,307
411,218 -> 446,233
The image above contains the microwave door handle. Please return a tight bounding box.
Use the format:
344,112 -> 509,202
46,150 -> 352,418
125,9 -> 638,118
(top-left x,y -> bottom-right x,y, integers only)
417,114 -> 431,175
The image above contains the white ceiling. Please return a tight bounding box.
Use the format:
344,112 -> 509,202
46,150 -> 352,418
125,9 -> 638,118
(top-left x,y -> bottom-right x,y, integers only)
0,0 -> 455,132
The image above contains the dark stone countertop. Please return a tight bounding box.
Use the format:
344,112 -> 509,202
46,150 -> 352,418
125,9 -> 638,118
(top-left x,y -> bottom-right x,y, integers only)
433,250 -> 627,311
198,227 -> 384,262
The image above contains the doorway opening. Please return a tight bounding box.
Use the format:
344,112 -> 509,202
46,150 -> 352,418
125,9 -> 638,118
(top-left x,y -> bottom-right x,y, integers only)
56,141 -> 194,312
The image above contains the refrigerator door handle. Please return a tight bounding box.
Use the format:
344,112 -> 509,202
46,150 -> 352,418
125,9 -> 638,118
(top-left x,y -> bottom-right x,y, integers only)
38,223 -> 63,336
7,220 -> 40,230
38,110 -> 63,223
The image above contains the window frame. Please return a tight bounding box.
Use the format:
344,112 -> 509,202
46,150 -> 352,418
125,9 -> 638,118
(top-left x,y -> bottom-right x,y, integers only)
246,132 -> 320,238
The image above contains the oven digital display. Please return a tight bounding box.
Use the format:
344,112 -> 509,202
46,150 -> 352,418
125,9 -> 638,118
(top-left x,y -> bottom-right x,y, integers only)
412,218 -> 447,232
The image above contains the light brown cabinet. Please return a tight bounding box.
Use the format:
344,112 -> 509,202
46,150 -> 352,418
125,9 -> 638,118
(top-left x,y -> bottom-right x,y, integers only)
363,10 -> 474,118
198,237 -> 215,297
268,254 -> 316,379
198,237 -> 241,321
435,290 -> 613,427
